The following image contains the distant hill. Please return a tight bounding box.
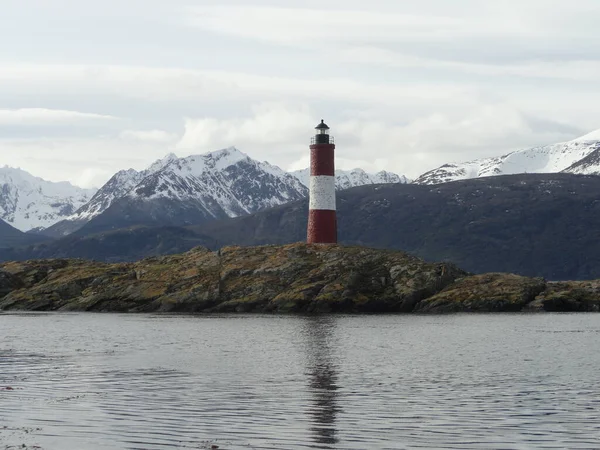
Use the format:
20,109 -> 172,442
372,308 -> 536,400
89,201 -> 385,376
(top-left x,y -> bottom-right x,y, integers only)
2,173 -> 600,280
0,218 -> 48,249
0,226 -> 215,263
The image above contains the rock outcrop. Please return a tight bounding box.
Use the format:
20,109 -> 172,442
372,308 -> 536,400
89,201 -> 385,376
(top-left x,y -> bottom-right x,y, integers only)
526,281 -> 600,312
0,244 -> 599,314
0,269 -> 21,298
415,273 -> 546,313
0,244 -> 465,313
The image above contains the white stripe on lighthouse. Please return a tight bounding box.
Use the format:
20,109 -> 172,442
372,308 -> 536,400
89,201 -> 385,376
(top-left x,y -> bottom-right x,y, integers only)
309,176 -> 336,211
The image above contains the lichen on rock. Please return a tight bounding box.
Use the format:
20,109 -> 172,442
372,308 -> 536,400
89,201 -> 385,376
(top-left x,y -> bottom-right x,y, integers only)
415,273 -> 547,313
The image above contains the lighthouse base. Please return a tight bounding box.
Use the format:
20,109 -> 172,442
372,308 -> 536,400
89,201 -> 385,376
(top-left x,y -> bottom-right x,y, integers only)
307,210 -> 337,244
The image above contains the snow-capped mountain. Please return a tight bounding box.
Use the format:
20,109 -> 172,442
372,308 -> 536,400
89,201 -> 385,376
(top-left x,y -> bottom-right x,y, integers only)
74,147 -> 309,235
0,166 -> 96,232
561,132 -> 600,175
291,168 -> 409,190
43,148 -> 407,237
415,132 -> 600,185
562,148 -> 600,175
76,152 -> 179,219
42,153 -> 178,237
128,147 -> 308,215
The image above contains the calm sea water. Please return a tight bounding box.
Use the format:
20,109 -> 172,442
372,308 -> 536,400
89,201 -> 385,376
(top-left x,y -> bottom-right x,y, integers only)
1,313 -> 600,449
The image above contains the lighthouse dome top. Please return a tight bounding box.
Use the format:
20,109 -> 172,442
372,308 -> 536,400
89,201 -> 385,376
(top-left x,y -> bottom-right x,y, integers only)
315,120 -> 330,130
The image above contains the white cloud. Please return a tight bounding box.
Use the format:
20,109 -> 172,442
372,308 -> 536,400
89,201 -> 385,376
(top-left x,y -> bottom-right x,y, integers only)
176,102 -> 582,179
338,46 -> 600,81
0,101 -> 589,188
1,1 -> 599,188
0,137 -> 170,188
119,129 -> 178,143
0,108 -> 115,125
177,104 -> 315,152
186,4 -> 598,49
187,6 -> 474,46
0,63 -> 471,109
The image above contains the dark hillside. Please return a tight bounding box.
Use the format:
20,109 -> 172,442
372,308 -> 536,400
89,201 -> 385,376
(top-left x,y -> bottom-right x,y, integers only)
199,173 -> 600,280
0,219 -> 48,249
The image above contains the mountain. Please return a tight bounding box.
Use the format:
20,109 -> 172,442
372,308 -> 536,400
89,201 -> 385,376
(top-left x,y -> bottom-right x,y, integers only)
0,218 -> 49,249
0,166 -> 96,231
415,133 -> 600,185
49,148 -> 407,237
0,218 -> 27,248
42,153 -> 178,237
563,148 -> 600,175
4,173 -> 600,281
291,168 -> 409,190
73,147 -> 309,236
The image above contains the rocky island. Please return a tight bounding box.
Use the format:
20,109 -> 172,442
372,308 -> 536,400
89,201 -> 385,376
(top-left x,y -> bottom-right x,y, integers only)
0,243 -> 599,313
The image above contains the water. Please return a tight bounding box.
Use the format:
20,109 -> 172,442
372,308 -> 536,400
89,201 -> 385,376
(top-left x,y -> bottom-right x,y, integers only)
1,313 -> 600,450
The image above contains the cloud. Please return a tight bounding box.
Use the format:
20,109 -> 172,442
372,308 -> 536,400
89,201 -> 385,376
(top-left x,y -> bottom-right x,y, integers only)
187,6 -> 471,46
177,104 -> 315,152
0,136 -> 171,188
175,102 -> 583,179
0,100 -> 589,189
0,63 -> 471,108
186,4 -> 600,58
1,1 -> 599,189
337,47 -> 600,81
119,129 -> 178,143
0,108 -> 115,125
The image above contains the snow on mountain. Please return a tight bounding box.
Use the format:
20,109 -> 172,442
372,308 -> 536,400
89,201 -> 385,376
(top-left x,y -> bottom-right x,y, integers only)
562,144 -> 600,175
41,148 -> 409,237
42,153 -> 178,237
75,147 -> 310,235
0,166 -> 96,232
129,147 -> 308,217
292,168 -> 409,190
68,153 -> 176,221
414,132 -> 600,185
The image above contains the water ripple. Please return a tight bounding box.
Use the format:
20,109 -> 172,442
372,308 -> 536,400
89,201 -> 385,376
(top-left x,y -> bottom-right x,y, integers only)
1,313 -> 600,449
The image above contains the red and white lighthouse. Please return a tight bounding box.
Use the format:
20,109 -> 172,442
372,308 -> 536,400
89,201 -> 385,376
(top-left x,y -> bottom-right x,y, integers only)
307,120 -> 337,244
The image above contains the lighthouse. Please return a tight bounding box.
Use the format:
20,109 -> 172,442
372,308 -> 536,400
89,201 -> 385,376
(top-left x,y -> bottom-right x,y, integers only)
307,120 -> 337,244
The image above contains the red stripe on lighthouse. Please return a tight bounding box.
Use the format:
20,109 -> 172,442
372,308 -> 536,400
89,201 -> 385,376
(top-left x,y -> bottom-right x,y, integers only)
307,210 -> 337,244
310,145 -> 335,176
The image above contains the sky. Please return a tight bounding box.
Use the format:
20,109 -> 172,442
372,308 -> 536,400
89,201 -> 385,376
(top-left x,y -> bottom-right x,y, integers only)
1,0 -> 600,188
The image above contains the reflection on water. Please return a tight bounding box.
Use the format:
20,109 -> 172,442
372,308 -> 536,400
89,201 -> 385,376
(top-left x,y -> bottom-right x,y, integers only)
2,313 -> 600,449
302,316 -> 339,447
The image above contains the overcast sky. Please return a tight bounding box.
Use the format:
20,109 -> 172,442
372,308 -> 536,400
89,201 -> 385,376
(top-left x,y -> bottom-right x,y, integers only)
1,0 -> 599,188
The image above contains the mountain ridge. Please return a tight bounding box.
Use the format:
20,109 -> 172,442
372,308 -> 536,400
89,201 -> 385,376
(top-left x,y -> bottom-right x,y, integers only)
291,168 -> 409,190
0,166 -> 96,232
40,147 -> 407,237
415,131 -> 600,185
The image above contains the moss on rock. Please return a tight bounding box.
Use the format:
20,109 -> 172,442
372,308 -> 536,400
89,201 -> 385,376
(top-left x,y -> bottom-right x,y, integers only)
415,273 -> 547,313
